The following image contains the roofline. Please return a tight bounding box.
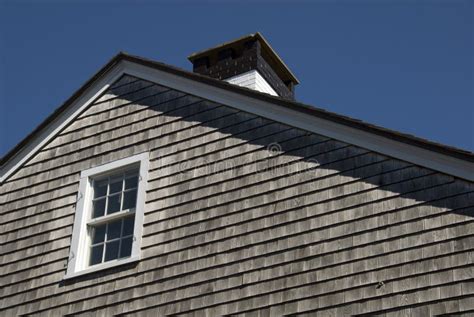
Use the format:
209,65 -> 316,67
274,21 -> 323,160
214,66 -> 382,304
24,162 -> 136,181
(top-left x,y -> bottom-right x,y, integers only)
123,53 -> 473,162
188,33 -> 255,60
1,52 -> 473,182
0,52 -> 125,166
187,32 -> 300,85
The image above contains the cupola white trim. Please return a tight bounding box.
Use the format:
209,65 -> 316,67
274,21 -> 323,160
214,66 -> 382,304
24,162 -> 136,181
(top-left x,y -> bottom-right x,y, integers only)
225,70 -> 278,97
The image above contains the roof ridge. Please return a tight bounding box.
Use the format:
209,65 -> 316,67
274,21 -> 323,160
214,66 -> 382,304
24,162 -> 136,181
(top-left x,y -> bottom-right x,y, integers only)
1,52 -> 472,183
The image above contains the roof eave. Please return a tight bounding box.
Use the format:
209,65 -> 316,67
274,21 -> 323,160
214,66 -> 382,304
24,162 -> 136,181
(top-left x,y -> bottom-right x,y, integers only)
123,53 -> 473,162
0,52 -> 127,166
1,52 -> 472,184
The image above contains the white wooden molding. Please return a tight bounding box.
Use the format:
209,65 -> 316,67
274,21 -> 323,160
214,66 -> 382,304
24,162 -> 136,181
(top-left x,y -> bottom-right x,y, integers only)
64,152 -> 149,279
0,63 -> 125,183
224,70 -> 278,97
1,59 -> 473,183
122,60 -> 474,182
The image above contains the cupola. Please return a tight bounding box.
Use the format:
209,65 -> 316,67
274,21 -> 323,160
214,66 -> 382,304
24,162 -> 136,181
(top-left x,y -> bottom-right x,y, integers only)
188,33 -> 299,100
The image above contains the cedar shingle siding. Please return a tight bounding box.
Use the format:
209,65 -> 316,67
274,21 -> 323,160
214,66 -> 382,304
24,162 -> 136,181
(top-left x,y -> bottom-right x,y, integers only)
1,75 -> 473,316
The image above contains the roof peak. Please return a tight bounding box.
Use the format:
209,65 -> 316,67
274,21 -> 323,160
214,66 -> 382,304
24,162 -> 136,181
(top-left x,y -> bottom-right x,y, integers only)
1,52 -> 472,184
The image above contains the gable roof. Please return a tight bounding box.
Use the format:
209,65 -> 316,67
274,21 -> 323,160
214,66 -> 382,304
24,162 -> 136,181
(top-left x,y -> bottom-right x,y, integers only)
1,52 -> 473,183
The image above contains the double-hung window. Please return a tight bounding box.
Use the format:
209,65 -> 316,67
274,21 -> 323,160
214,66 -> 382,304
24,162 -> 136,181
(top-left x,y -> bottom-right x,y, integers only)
65,152 -> 149,279
88,170 -> 138,265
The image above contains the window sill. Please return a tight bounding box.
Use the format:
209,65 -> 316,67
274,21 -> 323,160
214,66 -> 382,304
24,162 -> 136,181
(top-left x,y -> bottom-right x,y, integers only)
64,255 -> 140,280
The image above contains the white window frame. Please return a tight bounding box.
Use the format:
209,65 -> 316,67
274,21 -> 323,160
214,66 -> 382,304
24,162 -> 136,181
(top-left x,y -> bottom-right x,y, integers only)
65,152 -> 149,279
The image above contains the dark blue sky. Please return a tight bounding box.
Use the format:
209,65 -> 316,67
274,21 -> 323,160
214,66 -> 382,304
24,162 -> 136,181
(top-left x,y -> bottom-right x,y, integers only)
1,1 -> 473,157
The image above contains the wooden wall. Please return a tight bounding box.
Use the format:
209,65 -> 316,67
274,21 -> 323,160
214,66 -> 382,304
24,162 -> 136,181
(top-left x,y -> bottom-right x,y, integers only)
1,75 -> 473,316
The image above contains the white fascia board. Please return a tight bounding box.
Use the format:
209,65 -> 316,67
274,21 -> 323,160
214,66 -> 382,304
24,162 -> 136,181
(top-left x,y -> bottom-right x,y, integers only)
0,63 -> 126,183
1,59 -> 473,183
122,61 -> 474,182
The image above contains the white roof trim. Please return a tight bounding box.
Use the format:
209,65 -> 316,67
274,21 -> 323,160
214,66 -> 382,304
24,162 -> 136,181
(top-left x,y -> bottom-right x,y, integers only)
0,63 -> 125,183
1,59 -> 473,183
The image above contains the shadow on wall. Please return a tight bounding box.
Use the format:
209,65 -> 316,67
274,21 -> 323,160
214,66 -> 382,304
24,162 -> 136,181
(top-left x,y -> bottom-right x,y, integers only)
60,75 -> 473,316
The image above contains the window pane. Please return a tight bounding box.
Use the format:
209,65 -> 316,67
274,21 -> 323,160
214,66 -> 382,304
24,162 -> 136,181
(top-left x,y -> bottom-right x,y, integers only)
107,219 -> 122,240
122,189 -> 137,210
125,176 -> 138,189
122,217 -> 135,236
89,244 -> 103,266
92,224 -> 106,244
125,169 -> 139,177
93,179 -> 108,198
107,193 -> 122,214
92,198 -> 106,218
104,240 -> 120,262
109,178 -> 123,194
120,237 -> 133,258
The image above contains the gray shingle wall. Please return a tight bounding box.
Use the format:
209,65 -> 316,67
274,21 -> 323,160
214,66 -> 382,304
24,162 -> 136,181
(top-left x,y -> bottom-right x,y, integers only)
1,75 -> 473,316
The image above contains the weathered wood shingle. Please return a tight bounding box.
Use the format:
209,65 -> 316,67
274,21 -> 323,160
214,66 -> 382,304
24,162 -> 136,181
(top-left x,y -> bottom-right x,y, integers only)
1,75 -> 473,316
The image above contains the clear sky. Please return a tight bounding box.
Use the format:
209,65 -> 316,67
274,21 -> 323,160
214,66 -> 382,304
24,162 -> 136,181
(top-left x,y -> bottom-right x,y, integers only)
1,0 -> 473,158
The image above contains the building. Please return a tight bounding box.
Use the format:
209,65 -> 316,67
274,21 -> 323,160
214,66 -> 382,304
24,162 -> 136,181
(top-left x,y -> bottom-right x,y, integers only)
1,33 -> 473,316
